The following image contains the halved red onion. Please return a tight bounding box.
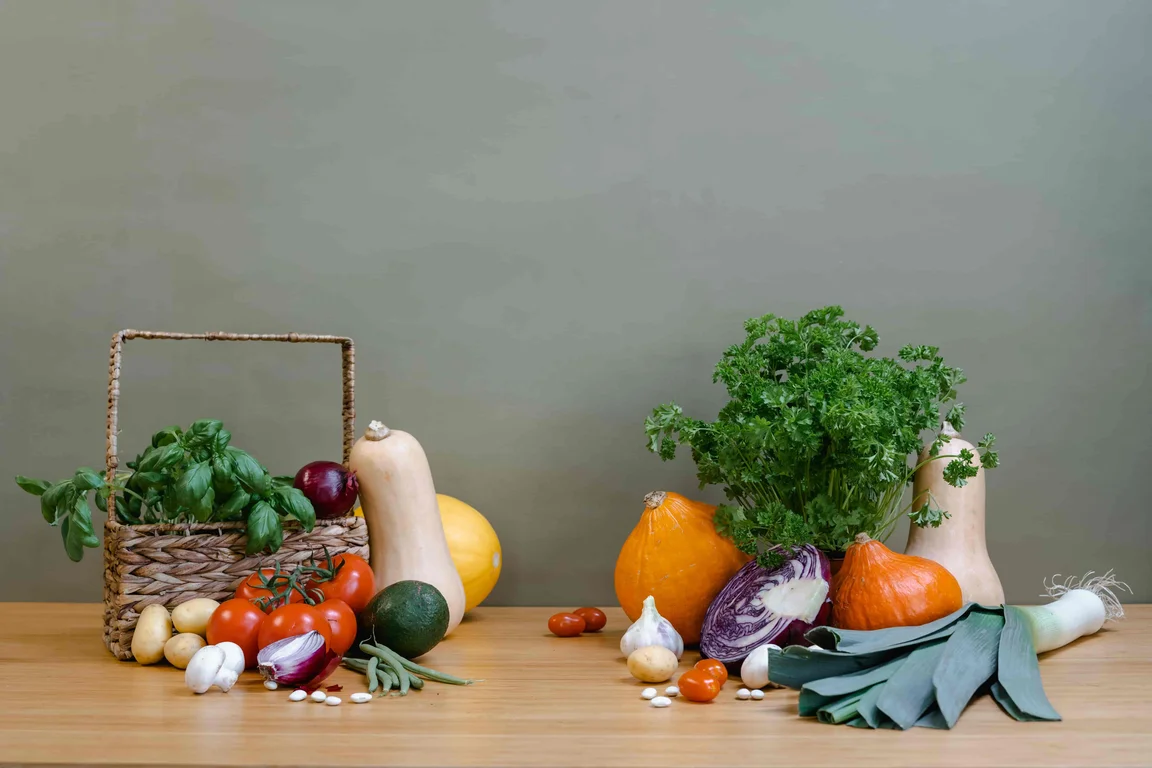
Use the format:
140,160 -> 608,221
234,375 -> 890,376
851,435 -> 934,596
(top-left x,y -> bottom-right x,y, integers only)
256,631 -> 330,686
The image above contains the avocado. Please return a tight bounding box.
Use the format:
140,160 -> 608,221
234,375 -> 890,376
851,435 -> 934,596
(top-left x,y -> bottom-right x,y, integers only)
359,580 -> 450,659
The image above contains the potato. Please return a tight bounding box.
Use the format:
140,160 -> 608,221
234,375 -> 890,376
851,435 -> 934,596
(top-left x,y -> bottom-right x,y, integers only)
627,645 -> 679,683
164,633 -> 207,669
172,598 -> 220,637
131,604 -> 173,665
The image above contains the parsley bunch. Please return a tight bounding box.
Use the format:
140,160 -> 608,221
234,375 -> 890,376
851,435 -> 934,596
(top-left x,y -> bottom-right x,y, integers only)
645,306 -> 998,567
15,419 -> 315,561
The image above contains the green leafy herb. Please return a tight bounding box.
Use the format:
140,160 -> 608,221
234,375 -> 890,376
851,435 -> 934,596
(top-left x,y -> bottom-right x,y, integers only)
13,419 -> 315,561
646,306 -> 998,565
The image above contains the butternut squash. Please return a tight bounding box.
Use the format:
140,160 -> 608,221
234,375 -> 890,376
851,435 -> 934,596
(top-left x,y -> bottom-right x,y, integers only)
349,421 -> 466,634
906,425 -> 1005,605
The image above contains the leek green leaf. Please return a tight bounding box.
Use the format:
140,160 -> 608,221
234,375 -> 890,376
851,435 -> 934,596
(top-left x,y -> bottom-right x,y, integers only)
932,611 -> 1005,728
876,641 -> 948,729
995,606 -> 1061,722
769,645 -> 903,690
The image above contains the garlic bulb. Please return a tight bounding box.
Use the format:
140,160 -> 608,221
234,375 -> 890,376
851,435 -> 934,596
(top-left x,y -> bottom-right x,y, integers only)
739,643 -> 785,690
620,595 -> 684,659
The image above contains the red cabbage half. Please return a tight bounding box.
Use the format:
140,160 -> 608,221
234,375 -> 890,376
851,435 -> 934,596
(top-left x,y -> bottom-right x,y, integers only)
699,545 -> 832,665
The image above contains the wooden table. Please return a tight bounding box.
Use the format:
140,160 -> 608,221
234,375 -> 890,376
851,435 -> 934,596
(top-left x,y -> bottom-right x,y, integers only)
1,604 -> 1149,767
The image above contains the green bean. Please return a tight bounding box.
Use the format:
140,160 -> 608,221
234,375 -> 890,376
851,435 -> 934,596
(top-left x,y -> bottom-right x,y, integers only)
383,648 -> 410,696
342,657 -> 369,672
358,641 -> 476,686
367,656 -> 380,694
408,673 -> 424,690
378,670 -> 393,696
383,666 -> 400,688
391,655 -> 477,686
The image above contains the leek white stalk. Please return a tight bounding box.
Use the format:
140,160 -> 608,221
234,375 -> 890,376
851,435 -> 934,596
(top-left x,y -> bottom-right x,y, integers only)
1016,571 -> 1130,653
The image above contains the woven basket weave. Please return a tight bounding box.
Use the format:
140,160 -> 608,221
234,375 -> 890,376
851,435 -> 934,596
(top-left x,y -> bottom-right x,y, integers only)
101,330 -> 369,660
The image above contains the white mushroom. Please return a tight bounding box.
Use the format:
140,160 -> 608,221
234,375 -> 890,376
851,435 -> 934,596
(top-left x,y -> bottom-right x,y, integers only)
185,642 -> 246,694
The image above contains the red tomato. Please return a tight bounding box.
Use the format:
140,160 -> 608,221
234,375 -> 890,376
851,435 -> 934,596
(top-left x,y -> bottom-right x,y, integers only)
678,669 -> 722,702
314,599 -> 357,656
572,607 -> 607,633
547,612 -> 586,637
257,603 -> 333,652
313,554 -> 375,614
206,598 -> 267,668
694,658 -> 729,687
235,568 -> 307,612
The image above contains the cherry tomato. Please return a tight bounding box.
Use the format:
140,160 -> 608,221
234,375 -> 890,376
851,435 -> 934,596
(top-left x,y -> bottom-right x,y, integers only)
314,598 -> 357,656
694,658 -> 729,687
677,669 -> 722,702
313,554 -> 376,614
206,598 -> 267,668
258,603 -> 333,652
547,612 -> 586,637
235,568 -> 307,612
572,607 -> 607,633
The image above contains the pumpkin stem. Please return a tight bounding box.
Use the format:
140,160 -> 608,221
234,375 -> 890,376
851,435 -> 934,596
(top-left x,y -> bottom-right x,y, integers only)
364,420 -> 392,441
644,491 -> 667,510
854,532 -> 872,545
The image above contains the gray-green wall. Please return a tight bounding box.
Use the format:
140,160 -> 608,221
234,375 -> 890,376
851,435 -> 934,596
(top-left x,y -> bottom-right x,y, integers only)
2,1 -> 1149,605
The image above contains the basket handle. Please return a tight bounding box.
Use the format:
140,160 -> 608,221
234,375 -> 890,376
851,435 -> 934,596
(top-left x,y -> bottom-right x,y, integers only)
104,330 -> 356,520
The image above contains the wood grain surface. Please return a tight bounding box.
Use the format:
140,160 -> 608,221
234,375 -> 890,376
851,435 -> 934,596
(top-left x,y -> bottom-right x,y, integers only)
0,604 -> 1149,767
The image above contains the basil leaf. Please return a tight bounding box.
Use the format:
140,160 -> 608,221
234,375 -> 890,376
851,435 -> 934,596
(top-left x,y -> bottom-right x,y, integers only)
71,497 -> 96,538
61,517 -> 83,562
72,467 -> 105,492
271,475 -> 296,487
15,476 -> 51,496
227,449 -> 266,491
245,500 -> 280,554
136,447 -> 161,472
185,419 -> 223,447
211,456 -> 235,495
219,489 -> 250,520
150,443 -> 185,472
175,461 -> 212,508
214,429 -> 232,452
275,487 -> 315,532
151,425 -> 183,448
41,481 -> 70,524
94,487 -> 108,513
189,486 -> 215,523
132,471 -> 166,489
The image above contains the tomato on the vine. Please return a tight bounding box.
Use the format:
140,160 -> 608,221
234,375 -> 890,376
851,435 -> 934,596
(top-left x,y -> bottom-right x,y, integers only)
257,603 -> 333,652
312,553 -> 375,614
235,568 -> 307,612
693,658 -> 729,687
678,669 -> 722,702
206,598 -> 267,668
314,598 -> 358,656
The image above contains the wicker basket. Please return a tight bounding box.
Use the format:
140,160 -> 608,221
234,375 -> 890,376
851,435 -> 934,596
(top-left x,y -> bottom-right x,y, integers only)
101,330 -> 369,660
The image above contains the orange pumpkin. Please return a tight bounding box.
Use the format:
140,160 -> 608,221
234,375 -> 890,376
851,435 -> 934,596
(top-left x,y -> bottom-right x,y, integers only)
831,533 -> 964,631
614,491 -> 751,645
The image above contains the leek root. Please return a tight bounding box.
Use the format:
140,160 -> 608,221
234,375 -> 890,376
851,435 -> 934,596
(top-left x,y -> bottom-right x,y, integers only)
1017,571 -> 1130,653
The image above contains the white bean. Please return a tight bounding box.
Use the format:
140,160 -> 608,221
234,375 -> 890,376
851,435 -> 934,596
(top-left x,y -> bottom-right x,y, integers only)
325,696 -> 342,706
650,696 -> 672,708
736,688 -> 751,700
640,687 -> 658,700
310,690 -> 328,702
263,680 -> 279,691
288,690 -> 308,702
664,686 -> 679,697
350,692 -> 372,704
750,689 -> 765,700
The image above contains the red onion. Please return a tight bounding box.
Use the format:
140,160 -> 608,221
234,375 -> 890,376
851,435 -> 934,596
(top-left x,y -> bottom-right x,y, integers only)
293,461 -> 359,519
257,631 -> 332,686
